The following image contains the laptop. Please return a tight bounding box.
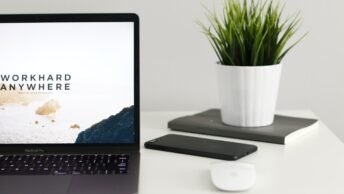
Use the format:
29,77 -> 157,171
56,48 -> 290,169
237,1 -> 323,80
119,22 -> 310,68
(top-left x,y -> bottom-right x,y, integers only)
0,14 -> 140,194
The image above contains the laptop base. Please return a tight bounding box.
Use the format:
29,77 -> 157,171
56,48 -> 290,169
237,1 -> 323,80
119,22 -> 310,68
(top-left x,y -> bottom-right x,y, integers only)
0,153 -> 139,194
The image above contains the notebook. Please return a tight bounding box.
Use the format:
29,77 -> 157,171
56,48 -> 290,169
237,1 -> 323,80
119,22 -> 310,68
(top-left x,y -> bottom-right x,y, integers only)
168,109 -> 319,145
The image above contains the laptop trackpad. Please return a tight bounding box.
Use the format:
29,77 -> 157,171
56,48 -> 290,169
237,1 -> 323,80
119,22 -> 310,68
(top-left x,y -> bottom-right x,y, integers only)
67,175 -> 137,194
0,175 -> 72,194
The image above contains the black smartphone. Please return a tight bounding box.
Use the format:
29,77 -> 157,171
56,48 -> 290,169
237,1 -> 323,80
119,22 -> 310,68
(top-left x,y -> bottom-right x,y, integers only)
144,134 -> 257,160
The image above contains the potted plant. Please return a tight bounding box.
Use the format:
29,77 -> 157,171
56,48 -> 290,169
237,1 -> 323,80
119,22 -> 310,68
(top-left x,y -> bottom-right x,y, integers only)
199,0 -> 306,127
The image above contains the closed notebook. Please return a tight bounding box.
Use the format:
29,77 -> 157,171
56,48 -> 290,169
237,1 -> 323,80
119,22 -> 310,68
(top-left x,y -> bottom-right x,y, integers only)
168,109 -> 318,145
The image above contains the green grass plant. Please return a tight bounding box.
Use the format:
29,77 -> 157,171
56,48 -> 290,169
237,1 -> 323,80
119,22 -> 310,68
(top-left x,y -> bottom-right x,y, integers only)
199,0 -> 307,66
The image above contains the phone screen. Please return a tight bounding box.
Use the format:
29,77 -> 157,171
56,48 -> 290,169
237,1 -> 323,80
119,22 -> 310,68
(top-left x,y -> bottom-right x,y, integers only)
145,134 -> 257,160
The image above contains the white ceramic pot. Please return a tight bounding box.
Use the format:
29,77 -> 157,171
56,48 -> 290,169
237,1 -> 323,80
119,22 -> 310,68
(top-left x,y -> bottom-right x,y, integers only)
217,63 -> 282,127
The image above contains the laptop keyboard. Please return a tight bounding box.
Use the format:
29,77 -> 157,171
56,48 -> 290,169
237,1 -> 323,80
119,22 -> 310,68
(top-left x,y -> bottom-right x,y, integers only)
0,154 -> 128,175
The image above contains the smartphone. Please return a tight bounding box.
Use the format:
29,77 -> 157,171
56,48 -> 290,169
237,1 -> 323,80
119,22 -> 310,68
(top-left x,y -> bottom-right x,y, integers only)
144,134 -> 257,160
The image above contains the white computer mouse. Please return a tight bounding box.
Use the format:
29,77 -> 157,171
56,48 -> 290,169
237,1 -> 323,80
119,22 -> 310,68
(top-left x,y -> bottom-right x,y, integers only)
210,162 -> 256,192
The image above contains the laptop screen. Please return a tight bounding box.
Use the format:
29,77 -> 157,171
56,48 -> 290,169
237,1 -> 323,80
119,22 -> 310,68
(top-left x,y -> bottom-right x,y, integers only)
0,22 -> 135,144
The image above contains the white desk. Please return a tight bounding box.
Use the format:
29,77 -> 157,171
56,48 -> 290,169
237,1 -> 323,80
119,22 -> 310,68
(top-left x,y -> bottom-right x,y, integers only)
138,110 -> 344,194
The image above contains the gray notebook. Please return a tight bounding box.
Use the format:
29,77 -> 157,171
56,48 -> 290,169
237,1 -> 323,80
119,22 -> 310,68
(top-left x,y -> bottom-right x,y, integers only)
168,109 -> 318,145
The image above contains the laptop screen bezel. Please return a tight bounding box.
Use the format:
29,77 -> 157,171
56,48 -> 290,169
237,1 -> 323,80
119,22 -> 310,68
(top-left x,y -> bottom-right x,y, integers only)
0,13 -> 140,154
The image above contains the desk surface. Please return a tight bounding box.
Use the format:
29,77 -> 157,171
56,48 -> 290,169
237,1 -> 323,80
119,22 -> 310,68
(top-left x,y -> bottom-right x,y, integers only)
138,110 -> 344,194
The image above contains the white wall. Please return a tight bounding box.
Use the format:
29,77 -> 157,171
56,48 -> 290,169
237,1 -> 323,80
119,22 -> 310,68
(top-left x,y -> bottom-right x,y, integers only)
1,0 -> 343,142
